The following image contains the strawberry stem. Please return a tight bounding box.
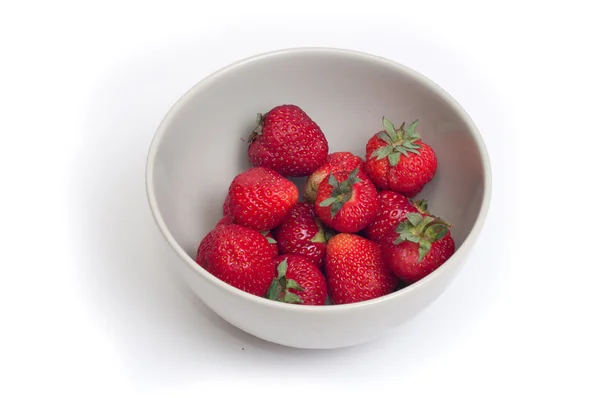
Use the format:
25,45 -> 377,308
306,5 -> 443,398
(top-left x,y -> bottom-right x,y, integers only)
411,198 -> 429,214
422,219 -> 452,236
248,113 -> 265,143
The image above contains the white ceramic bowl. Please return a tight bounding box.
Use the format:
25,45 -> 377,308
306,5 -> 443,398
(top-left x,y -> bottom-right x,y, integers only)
145,47 -> 491,349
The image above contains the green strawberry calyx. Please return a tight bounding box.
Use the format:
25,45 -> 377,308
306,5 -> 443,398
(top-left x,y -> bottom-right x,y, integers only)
370,117 -> 422,166
411,198 -> 429,214
266,259 -> 304,304
393,212 -> 452,262
260,230 -> 277,244
310,218 -> 335,243
318,167 -> 362,218
248,113 -> 266,143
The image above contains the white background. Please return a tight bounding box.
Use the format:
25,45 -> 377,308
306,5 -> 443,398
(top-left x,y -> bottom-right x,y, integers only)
1,1 -> 598,396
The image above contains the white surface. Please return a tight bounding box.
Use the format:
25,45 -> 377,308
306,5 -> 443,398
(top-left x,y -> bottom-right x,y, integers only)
1,0 -> 598,396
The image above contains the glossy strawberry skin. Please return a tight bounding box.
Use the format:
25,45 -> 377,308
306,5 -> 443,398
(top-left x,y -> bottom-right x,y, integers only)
248,105 -> 329,177
362,191 -> 418,243
228,167 -> 298,231
215,214 -> 278,257
315,169 -> 379,233
196,224 -> 277,296
272,203 -> 328,269
382,233 -> 455,284
365,135 -> 437,197
304,152 -> 365,203
272,254 -> 327,305
262,231 -> 279,257
326,233 -> 398,304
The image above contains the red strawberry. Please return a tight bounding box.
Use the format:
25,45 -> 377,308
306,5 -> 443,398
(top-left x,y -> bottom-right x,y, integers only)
215,212 -> 278,256
382,212 -> 455,284
266,255 -> 327,305
365,117 -> 437,197
228,167 -> 298,231
196,224 -> 277,296
403,186 -> 424,199
362,191 -> 419,243
272,202 -> 331,268
326,233 -> 398,304
315,167 -> 378,233
262,230 -> 279,258
215,214 -> 234,228
303,152 -> 365,203
248,105 -> 329,177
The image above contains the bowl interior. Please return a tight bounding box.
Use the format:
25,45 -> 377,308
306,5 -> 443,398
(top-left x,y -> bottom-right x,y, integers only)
149,49 -> 486,272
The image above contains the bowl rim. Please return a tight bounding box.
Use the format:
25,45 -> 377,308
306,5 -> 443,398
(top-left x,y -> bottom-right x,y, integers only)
145,46 -> 492,313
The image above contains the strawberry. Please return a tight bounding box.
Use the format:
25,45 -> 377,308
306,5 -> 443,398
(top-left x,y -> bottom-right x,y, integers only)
228,166 -> 298,231
326,233 -> 398,304
411,198 -> 430,215
266,255 -> 327,305
303,152 -> 365,203
315,167 -> 378,233
382,212 -> 455,284
215,213 -> 234,228
215,213 -> 278,257
262,230 -> 279,258
248,104 -> 329,177
403,186 -> 424,199
362,191 -> 419,243
272,202 -> 331,269
196,224 -> 277,296
365,117 -> 437,197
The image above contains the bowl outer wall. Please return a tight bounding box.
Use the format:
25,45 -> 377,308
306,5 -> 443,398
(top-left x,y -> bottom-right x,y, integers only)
145,47 -> 492,349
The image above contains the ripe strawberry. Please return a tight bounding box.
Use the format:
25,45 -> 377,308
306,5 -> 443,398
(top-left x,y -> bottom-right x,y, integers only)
303,152 -> 365,203
228,166 -> 298,231
266,255 -> 327,305
403,186 -> 424,199
326,233 -> 398,304
215,213 -> 234,228
315,167 -> 378,233
382,212 -> 455,284
272,202 -> 331,268
196,224 -> 277,296
362,191 -> 419,243
365,117 -> 437,197
261,231 -> 279,257
247,104 -> 329,177
215,213 -> 278,257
